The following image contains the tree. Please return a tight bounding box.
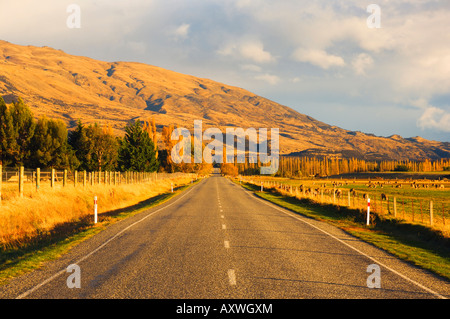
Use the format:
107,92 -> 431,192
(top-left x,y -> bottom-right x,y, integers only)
143,118 -> 158,158
118,120 -> 159,172
9,97 -> 36,166
159,124 -> 175,172
28,116 -> 76,169
69,121 -> 119,171
0,96 -> 16,166
220,163 -> 238,176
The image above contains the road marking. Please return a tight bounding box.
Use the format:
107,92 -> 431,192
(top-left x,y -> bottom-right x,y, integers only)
220,209 -> 223,212
16,178 -> 205,299
221,215 -> 225,219
224,240 -> 230,249
228,269 -> 236,285
222,224 -> 227,230
247,189 -> 447,299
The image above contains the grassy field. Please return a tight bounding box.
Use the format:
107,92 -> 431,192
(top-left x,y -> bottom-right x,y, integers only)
0,175 -> 196,249
0,175 -> 198,285
237,179 -> 450,281
241,174 -> 450,236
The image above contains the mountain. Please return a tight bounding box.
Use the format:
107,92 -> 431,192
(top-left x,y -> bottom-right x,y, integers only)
0,40 -> 449,161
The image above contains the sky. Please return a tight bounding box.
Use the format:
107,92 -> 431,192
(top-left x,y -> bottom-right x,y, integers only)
0,0 -> 449,142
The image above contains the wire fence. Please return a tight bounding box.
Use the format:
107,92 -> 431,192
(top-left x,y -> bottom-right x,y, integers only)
0,165 -> 197,201
241,177 -> 450,233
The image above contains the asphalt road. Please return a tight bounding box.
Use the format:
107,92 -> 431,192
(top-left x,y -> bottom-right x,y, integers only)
1,174 -> 449,299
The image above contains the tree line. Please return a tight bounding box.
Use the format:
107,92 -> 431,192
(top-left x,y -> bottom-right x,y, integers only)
234,156 -> 450,177
0,96 -> 183,172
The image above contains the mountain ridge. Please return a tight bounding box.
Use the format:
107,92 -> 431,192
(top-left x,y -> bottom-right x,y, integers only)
1,40 -> 449,161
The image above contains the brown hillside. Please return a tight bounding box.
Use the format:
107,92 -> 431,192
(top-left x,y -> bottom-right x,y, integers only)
0,40 -> 449,160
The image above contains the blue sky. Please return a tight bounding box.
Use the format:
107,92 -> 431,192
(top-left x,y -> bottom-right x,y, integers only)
1,0 -> 449,142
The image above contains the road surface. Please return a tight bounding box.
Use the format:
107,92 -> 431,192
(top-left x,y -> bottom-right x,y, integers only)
1,174 -> 449,299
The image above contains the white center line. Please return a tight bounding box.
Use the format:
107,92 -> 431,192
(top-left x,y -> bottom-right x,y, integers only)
220,215 -> 225,219
228,269 -> 236,285
222,224 -> 226,230
224,240 -> 230,249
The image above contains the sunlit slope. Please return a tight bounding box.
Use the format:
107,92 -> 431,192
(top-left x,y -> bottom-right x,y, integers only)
1,40 -> 449,160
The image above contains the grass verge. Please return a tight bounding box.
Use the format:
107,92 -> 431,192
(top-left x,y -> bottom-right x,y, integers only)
0,180 -> 197,286
239,181 -> 450,281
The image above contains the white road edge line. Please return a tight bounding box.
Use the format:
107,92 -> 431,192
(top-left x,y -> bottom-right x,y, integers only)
237,180 -> 447,299
16,179 -> 204,299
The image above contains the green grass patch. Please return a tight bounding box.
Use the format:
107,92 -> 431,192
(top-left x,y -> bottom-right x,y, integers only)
0,182 -> 196,286
239,181 -> 450,281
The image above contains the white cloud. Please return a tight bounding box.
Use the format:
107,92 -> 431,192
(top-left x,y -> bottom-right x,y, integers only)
173,23 -> 190,39
218,40 -> 275,64
292,48 -> 345,69
239,41 -> 275,63
255,73 -> 280,85
352,53 -> 374,75
240,64 -> 262,72
417,107 -> 450,132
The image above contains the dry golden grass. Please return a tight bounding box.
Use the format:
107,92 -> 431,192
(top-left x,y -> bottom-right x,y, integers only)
0,175 -> 194,249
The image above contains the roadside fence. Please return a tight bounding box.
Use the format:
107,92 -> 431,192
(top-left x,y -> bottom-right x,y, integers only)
0,165 -> 197,202
241,177 -> 450,232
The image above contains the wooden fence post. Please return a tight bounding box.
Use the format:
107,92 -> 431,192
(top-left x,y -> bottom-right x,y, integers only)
429,201 -> 433,226
36,168 -> 40,191
63,169 -> 67,187
51,168 -> 55,188
443,203 -> 446,226
420,200 -> 423,223
402,200 -> 405,219
393,197 -> 397,217
74,171 -> 78,187
19,166 -> 24,198
83,171 -> 87,187
348,190 -> 351,207
380,196 -> 383,214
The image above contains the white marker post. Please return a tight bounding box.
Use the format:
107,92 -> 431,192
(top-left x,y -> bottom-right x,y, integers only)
366,198 -> 371,225
94,196 -> 98,224
171,183 -> 173,193
261,182 -> 263,192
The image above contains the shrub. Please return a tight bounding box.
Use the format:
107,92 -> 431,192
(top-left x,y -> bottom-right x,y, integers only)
394,164 -> 410,172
